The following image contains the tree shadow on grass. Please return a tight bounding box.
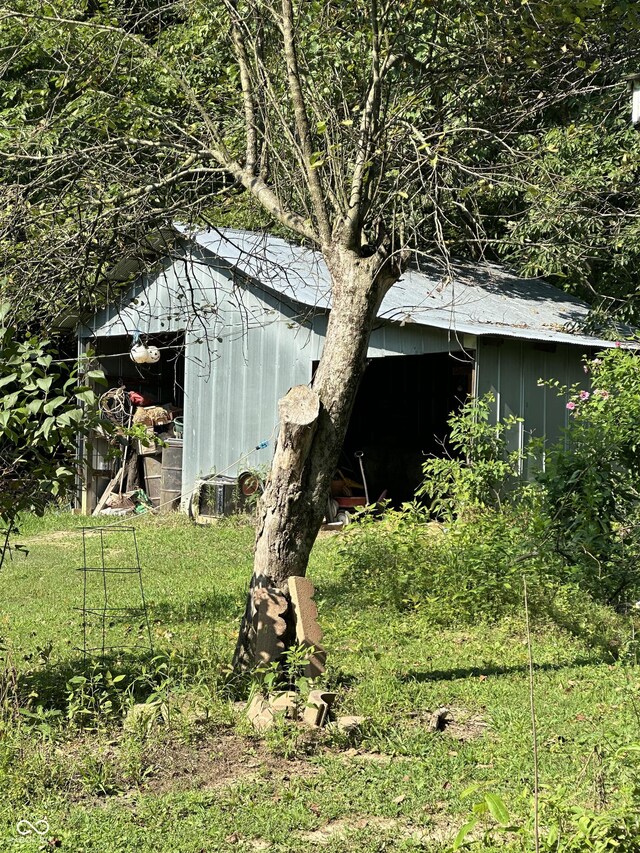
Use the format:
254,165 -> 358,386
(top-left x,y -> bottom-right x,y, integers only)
401,656 -> 606,684
83,591 -> 242,629
316,574 -> 624,665
13,630 -> 234,716
150,591 -> 242,624
13,649 -> 162,713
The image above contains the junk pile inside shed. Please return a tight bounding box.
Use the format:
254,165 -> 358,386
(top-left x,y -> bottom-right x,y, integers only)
86,334 -> 185,516
318,350 -> 475,518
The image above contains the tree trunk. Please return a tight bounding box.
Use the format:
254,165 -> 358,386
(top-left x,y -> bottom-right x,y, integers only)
233,244 -> 398,670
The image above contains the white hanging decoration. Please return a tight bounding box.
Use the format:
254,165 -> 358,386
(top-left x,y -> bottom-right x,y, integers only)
130,343 -> 151,364
146,346 -> 161,363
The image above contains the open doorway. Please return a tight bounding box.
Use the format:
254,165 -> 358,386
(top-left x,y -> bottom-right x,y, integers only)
93,333 -> 185,409
82,333 -> 185,513
338,351 -> 474,506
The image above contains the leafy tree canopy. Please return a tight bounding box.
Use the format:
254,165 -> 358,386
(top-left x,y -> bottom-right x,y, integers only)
1,0 -> 639,326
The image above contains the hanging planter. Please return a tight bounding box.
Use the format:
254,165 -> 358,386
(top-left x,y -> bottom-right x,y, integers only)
129,331 -> 161,365
130,343 -> 151,364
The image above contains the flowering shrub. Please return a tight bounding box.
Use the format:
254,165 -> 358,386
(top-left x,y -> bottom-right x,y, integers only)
539,347 -> 640,607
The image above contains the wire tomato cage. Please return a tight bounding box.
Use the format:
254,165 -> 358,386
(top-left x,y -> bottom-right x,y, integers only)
78,526 -> 153,660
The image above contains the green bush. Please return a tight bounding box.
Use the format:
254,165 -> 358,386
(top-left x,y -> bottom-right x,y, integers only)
539,348 -> 640,607
336,500 -> 629,650
336,350 -> 640,639
417,393 -> 522,519
337,502 -> 541,623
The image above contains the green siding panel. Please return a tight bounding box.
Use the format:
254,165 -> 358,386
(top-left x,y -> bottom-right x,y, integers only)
477,339 -> 590,475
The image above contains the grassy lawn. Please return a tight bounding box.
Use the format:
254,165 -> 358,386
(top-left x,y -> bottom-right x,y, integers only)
0,512 -> 638,852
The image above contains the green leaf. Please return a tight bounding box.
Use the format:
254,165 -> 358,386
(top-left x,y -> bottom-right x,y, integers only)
453,820 -> 477,850
85,369 -> 107,384
484,793 -> 510,825
0,373 -> 17,389
76,389 -> 96,405
43,396 -> 67,415
58,408 -> 83,426
39,416 -> 56,441
1,391 -> 20,409
36,376 -> 53,393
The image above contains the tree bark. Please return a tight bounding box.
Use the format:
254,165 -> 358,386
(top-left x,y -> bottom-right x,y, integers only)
233,244 -> 398,670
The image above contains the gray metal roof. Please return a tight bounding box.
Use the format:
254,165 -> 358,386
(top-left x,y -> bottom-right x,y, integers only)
180,226 -> 624,350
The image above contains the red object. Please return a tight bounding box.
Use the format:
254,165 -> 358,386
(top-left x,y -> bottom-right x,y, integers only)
335,497 -> 366,508
128,391 -> 155,406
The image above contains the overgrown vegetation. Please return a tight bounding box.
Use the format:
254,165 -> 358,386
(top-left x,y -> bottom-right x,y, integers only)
340,348 -> 640,619
0,349 -> 638,851
0,500 -> 636,851
0,306 -> 104,571
330,347 -> 640,850
539,349 -> 640,607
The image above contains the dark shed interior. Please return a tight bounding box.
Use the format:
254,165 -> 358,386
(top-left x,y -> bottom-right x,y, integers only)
339,351 -> 474,505
93,334 -> 185,407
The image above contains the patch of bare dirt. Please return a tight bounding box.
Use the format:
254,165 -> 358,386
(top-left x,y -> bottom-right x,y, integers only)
445,710 -> 489,742
338,748 -> 393,763
296,813 -> 465,847
408,705 -> 489,742
142,731 -> 322,794
20,530 -> 79,546
299,816 -> 397,844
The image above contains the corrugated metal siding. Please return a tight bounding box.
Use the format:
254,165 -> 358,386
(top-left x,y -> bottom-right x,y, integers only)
81,248 -> 223,338
477,339 -> 590,473
307,315 -> 464,358
179,265 -> 467,498
181,282 -> 317,498
367,322 -> 463,357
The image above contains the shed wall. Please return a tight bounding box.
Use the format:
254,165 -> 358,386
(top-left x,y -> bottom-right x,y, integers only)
181,283 -> 464,496
83,251 -> 598,505
181,283 -> 316,497
476,338 -> 589,473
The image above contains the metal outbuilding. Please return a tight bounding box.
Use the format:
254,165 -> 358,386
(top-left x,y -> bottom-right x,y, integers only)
79,227 -> 625,513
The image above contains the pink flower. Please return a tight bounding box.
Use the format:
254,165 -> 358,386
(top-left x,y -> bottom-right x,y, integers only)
566,401 -> 576,411
579,390 -> 590,401
615,341 -> 621,348
594,389 -> 610,400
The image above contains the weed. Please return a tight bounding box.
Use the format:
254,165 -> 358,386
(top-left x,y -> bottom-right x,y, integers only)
76,752 -> 121,797
66,668 -> 131,728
